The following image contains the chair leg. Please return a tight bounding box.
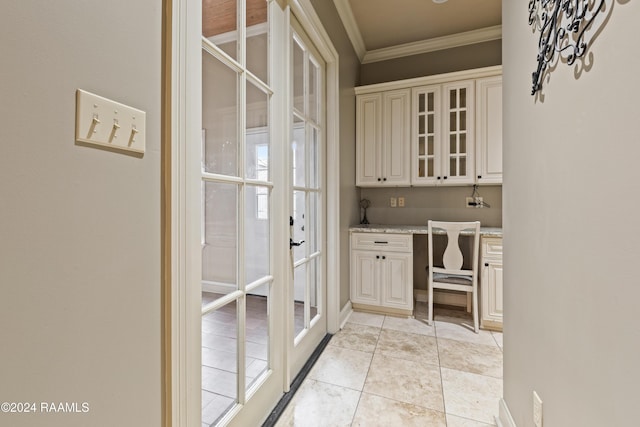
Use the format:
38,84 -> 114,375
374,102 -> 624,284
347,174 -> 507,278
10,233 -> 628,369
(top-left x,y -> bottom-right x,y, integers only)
472,291 -> 479,334
427,284 -> 434,326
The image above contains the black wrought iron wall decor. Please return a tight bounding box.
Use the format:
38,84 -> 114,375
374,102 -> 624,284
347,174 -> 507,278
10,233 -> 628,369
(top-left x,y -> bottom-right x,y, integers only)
528,0 -> 606,95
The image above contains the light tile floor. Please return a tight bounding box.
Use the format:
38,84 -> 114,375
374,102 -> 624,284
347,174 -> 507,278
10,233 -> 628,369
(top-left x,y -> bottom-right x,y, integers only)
276,302 -> 503,427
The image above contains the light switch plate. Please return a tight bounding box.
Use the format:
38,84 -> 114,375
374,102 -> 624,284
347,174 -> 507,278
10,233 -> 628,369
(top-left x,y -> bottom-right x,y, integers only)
75,89 -> 146,154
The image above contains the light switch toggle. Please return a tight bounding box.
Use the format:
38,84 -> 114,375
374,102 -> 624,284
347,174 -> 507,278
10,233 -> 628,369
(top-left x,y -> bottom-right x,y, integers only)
76,89 -> 146,154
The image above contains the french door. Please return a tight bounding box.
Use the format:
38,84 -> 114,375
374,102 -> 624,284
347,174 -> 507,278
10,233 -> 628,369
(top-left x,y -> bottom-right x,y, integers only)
288,16 -> 327,381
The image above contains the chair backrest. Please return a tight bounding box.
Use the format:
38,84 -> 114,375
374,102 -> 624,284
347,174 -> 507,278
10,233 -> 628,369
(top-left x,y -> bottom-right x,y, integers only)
427,220 -> 480,275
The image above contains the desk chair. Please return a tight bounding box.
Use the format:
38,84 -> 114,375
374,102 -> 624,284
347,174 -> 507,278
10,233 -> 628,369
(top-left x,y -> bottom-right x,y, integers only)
427,220 -> 481,333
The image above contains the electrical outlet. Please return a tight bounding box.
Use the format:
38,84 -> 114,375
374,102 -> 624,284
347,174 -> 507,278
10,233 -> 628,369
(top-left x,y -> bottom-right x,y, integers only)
466,197 -> 475,208
533,391 -> 543,427
398,197 -> 405,207
390,197 -> 397,208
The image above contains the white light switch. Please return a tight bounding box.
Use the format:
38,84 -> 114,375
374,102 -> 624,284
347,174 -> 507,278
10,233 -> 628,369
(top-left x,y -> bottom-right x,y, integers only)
75,89 -> 146,154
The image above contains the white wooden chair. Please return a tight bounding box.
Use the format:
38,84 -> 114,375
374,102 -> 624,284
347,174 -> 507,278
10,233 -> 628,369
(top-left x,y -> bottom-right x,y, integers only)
427,220 -> 481,333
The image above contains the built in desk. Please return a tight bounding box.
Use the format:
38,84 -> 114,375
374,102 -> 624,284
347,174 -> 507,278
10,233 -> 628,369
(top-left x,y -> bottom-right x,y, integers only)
349,224 -> 503,330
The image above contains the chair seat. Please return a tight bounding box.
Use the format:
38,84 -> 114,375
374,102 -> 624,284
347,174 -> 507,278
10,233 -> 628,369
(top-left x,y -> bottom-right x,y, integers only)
433,273 -> 473,285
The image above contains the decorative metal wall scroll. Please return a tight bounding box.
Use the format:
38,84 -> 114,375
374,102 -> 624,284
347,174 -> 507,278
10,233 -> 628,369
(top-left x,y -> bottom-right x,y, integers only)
528,0 -> 606,95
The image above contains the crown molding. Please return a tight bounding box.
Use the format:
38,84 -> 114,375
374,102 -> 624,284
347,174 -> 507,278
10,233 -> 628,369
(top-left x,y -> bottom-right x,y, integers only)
362,25 -> 502,64
333,0 -> 366,61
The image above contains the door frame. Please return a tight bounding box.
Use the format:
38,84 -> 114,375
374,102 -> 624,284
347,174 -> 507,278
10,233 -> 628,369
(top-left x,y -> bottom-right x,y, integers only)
165,0 -> 341,425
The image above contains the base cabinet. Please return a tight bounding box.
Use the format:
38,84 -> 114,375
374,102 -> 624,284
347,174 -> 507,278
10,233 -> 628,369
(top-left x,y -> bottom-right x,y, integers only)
350,233 -> 413,316
480,237 -> 503,330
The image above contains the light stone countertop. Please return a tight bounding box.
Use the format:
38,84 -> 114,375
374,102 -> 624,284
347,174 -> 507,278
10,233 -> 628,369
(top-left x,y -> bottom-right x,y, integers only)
349,224 -> 503,237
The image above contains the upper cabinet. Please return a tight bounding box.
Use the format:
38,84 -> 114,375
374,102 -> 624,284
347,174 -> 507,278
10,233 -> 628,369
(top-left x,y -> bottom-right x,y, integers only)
356,89 -> 411,186
355,66 -> 502,187
475,76 -> 503,184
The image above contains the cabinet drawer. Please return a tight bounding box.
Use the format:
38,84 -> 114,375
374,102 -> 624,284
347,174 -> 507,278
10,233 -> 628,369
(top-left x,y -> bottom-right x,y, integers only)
482,237 -> 502,257
351,232 -> 413,253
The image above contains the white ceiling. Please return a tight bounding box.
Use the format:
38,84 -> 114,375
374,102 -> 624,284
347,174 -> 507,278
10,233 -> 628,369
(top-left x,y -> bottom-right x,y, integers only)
333,0 -> 502,64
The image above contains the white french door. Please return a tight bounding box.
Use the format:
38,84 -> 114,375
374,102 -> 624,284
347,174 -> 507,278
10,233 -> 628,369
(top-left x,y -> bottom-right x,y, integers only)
288,15 -> 328,381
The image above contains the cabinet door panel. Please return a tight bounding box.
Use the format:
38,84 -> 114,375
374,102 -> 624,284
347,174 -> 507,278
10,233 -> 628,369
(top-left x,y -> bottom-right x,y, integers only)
381,253 -> 412,310
356,94 -> 382,186
442,80 -> 475,185
476,76 -> 503,184
383,90 -> 411,185
351,250 -> 380,305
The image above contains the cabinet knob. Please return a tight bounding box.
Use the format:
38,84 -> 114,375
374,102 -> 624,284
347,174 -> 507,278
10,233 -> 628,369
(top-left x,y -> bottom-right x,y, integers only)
376,255 -> 380,259
377,178 -> 381,182
382,256 -> 386,260
485,262 -> 489,267
478,175 -> 482,179
383,177 -> 387,181
443,176 -> 448,180
437,176 -> 441,180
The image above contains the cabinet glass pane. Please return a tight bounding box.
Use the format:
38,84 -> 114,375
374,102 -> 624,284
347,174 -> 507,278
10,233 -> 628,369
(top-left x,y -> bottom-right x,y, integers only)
450,89 -> 457,108
450,157 -> 457,176
419,115 -> 425,134
203,181 -> 238,294
427,114 -> 434,133
245,185 -> 270,284
245,283 -> 269,392
460,88 -> 467,108
428,92 -> 434,111
203,0 -> 238,61
460,111 -> 467,131
450,135 -> 457,154
428,158 -> 434,177
450,111 -> 456,131
460,157 -> 466,176
460,133 -> 466,154
203,53 -> 239,176
419,137 -> 425,156
419,93 -> 425,112
428,136 -> 434,155
418,159 -> 425,177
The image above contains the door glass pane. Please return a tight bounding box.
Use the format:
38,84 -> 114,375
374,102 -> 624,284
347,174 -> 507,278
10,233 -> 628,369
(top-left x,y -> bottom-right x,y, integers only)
418,115 -> 425,134
203,53 -> 239,176
292,190 -> 306,262
246,0 -> 269,83
460,111 -> 467,131
246,283 -> 269,391
450,89 -> 457,108
427,136 -> 434,155
245,185 -> 269,284
293,264 -> 307,337
308,58 -> 319,122
427,158 -> 434,177
450,134 -> 457,154
460,133 -> 466,154
427,92 -> 434,110
202,0 -> 238,61
246,82 -> 269,180
418,93 -> 425,112
310,257 -> 319,321
418,159 -> 425,177
460,157 -> 467,176
427,114 -> 434,133
293,39 -> 304,114
309,127 -> 319,188
202,300 -> 238,425
292,121 -> 306,187
309,191 -> 318,254
450,157 -> 457,176
449,111 -> 456,132
203,181 -> 238,297
460,88 -> 467,108
418,137 -> 425,156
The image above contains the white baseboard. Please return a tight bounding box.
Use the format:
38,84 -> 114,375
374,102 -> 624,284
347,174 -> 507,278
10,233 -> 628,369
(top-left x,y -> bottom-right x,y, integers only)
413,289 -> 468,307
339,301 -> 353,329
202,280 -> 235,295
497,398 -> 517,427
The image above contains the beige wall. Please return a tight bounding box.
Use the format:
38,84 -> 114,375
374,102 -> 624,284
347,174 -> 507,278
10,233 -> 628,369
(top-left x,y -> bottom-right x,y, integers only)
503,1 -> 639,426
0,3 -> 162,427
360,39 -> 502,85
311,0 -> 362,310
